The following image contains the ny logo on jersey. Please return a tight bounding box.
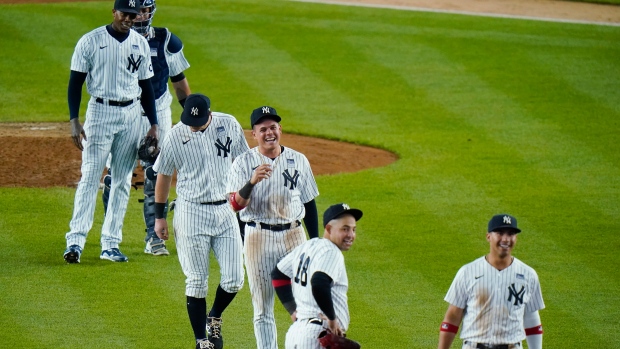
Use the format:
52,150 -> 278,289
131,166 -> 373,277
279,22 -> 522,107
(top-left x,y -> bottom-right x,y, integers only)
283,169 -> 299,190
215,137 -> 232,157
262,106 -> 270,114
191,107 -> 199,116
129,0 -> 135,7
503,215 -> 512,224
507,283 -> 525,306
126,54 -> 143,73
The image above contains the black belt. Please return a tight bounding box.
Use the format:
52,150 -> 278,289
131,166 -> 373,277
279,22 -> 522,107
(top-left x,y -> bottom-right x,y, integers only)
200,200 -> 227,206
470,343 -> 518,349
96,97 -> 138,107
247,221 -> 300,231
307,318 -> 322,325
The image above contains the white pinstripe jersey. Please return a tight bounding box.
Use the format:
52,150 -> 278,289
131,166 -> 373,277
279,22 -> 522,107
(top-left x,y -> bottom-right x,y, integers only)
444,256 -> 545,344
153,112 -> 250,203
227,147 -> 319,224
277,238 -> 350,331
71,26 -> 153,100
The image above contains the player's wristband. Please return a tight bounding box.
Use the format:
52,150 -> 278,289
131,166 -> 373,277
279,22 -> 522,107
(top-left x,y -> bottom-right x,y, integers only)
154,202 -> 166,219
525,325 -> 543,335
179,98 -> 186,108
230,193 -> 247,211
440,322 -> 459,333
238,181 -> 255,200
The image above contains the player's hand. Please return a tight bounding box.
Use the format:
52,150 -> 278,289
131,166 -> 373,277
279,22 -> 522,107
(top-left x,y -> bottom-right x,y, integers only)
290,311 -> 297,322
155,218 -> 169,240
319,314 -> 343,336
146,124 -> 159,141
251,164 -> 272,184
70,118 -> 86,151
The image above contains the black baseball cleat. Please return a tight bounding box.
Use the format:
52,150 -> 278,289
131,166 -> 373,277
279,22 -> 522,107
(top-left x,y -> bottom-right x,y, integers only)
63,245 -> 82,264
206,317 -> 223,349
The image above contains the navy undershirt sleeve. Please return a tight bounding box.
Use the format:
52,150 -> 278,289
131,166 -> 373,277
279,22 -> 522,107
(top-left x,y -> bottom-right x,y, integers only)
170,72 -> 185,83
139,79 -> 158,126
303,199 -> 319,239
68,70 -> 87,120
311,272 -> 336,320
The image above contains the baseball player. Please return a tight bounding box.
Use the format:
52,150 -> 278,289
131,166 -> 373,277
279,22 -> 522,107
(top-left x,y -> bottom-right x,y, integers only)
438,214 -> 545,349
153,94 -> 249,349
101,0 -> 191,257
271,203 -> 363,349
226,106 -> 320,349
64,0 -> 158,263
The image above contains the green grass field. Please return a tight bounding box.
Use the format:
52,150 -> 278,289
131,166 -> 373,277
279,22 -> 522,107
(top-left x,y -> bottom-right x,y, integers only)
1,0 -> 619,348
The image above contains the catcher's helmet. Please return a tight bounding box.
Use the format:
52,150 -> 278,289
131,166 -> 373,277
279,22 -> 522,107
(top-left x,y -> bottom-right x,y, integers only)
132,0 -> 156,35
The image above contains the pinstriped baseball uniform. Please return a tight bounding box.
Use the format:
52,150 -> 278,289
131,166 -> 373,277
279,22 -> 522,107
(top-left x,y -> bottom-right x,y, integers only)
444,256 -> 545,347
153,112 -> 249,297
277,238 -> 350,349
227,146 -> 319,349
66,25 -> 153,251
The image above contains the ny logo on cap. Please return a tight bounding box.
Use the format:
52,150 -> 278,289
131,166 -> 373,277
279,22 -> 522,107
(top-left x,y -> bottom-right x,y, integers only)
342,203 -> 350,210
191,107 -> 199,116
503,215 -> 511,224
129,0 -> 135,7
262,106 -> 270,114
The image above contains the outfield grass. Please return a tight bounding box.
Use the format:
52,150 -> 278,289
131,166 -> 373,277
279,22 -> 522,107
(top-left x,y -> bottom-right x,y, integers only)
0,0 -> 619,348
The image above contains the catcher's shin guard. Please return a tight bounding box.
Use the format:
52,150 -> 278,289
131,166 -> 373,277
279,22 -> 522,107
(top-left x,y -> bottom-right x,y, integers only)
143,164 -> 168,241
102,169 -> 112,215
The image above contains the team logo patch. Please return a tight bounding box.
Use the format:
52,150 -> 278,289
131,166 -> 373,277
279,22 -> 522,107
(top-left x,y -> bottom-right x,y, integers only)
126,54 -> 143,73
150,47 -> 158,56
215,137 -> 232,158
216,126 -> 225,133
262,106 -> 270,114
507,283 -> 525,306
441,323 -> 449,330
287,158 -> 295,168
132,44 -> 139,51
503,215 -> 512,224
283,169 -> 299,190
516,273 -> 524,280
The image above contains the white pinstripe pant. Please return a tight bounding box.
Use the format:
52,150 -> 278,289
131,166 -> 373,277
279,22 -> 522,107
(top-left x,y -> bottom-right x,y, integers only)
284,319 -> 324,349
174,200 -> 244,298
244,224 -> 306,349
66,98 -> 142,250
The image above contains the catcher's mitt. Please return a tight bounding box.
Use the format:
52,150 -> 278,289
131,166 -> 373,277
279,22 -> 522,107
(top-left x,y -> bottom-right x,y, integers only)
318,330 -> 361,349
138,135 -> 160,163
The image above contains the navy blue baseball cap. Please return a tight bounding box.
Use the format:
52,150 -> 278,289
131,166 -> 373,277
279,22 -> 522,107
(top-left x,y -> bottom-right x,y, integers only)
251,106 -> 281,128
488,214 -> 521,233
323,203 -> 363,228
114,0 -> 141,14
181,94 -> 211,127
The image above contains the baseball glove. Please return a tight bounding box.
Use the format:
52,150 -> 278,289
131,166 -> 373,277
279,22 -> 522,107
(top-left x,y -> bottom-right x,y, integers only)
318,330 -> 361,349
138,135 -> 160,163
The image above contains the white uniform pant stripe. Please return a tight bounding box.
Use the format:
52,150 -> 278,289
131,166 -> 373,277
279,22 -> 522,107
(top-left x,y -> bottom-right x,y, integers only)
284,320 -> 323,349
174,200 -> 244,298
66,99 -> 142,249
244,224 -> 306,349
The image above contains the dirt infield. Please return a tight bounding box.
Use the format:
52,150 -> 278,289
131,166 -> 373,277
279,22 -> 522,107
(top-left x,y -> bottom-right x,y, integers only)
0,123 -> 397,187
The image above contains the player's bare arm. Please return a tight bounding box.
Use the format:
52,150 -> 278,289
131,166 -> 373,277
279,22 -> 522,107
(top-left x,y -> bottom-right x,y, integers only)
438,304 -> 464,349
171,78 -> 191,106
154,172 -> 172,240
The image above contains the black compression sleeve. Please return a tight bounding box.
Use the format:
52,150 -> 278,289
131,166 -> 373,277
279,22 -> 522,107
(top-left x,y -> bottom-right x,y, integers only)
311,272 -> 335,320
238,181 -> 255,200
170,72 -> 185,83
68,70 -> 87,120
271,267 -> 296,315
138,79 -> 158,125
303,199 -> 319,239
